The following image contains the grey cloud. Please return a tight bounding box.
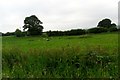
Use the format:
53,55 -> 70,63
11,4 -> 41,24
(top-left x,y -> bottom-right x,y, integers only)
0,0 -> 119,33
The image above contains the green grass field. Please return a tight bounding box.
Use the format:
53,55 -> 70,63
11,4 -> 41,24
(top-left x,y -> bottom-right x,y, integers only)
2,32 -> 118,78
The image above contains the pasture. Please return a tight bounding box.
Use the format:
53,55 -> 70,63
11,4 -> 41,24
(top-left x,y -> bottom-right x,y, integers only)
2,32 -> 118,78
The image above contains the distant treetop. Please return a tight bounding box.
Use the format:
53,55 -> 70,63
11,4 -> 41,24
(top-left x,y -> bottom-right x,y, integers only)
97,18 -> 117,29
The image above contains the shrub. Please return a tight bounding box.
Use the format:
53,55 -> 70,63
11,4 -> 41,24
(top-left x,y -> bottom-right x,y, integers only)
108,27 -> 118,32
2,32 -> 15,36
88,27 -> 107,34
46,29 -> 86,36
15,29 -> 25,37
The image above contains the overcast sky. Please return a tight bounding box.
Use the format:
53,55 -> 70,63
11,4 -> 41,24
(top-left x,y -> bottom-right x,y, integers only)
0,0 -> 119,33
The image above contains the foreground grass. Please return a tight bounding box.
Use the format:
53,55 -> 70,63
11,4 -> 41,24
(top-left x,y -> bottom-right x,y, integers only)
2,32 -> 118,78
2,47 -> 118,78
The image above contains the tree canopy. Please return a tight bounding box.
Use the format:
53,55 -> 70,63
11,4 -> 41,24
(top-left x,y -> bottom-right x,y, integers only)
23,15 -> 43,36
97,18 -> 117,29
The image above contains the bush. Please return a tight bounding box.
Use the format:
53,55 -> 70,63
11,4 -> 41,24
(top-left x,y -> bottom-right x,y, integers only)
108,27 -> 118,32
46,29 -> 86,36
88,27 -> 107,34
2,32 -> 15,36
15,29 -> 25,37
41,33 -> 48,38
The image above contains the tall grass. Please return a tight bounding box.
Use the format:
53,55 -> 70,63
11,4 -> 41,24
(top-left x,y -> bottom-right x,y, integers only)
2,45 -> 118,78
2,33 -> 118,78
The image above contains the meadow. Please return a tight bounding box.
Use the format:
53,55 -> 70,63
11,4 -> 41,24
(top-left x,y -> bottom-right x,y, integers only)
2,32 -> 118,78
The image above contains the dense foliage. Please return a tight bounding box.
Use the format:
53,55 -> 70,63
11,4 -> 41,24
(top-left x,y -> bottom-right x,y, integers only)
15,29 -> 25,37
97,18 -> 117,29
47,29 -> 86,36
2,32 -> 14,36
87,27 -> 108,33
23,15 -> 43,36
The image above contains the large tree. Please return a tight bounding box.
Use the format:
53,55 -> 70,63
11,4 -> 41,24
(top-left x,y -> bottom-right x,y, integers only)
23,15 -> 43,36
97,18 -> 111,28
97,18 -> 118,32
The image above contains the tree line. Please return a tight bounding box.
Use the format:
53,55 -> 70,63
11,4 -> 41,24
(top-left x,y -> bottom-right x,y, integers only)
1,15 -> 118,37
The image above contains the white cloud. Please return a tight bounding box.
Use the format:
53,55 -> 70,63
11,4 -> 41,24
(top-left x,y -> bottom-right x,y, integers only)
0,0 -> 119,33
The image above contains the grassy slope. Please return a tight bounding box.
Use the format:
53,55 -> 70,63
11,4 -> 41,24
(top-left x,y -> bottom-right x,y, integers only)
2,32 -> 118,53
2,32 -> 118,78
